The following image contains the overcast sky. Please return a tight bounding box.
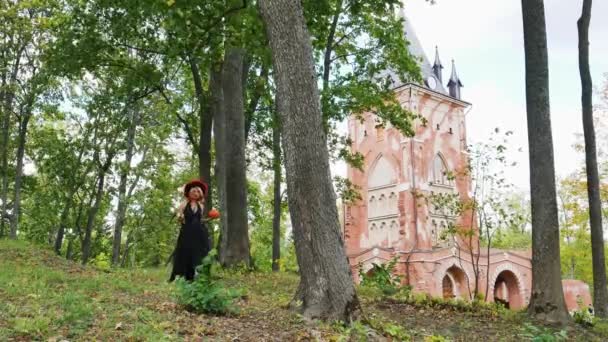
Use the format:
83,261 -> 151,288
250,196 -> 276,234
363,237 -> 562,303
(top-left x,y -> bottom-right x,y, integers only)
333,1 -> 608,191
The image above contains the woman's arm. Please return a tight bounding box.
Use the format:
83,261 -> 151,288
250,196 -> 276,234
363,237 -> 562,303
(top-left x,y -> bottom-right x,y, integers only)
176,201 -> 187,224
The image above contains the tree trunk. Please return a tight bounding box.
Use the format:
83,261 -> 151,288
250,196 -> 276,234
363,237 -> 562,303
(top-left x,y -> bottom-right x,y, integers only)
10,113 -> 30,239
111,108 -> 139,265
1,48 -> 22,237
0,73 -> 6,238
272,109 -> 282,272
521,0 -> 569,324
54,195 -> 73,255
66,237 -> 74,260
82,160 -> 111,265
259,0 -> 360,322
219,48 -> 251,267
211,64 -> 227,254
121,232 -> 132,267
190,56 -> 213,216
577,0 -> 607,318
0,101 -> 9,237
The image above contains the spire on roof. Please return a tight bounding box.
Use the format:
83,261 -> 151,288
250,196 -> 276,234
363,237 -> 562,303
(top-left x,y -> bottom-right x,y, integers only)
432,46 -> 444,83
447,59 -> 463,99
375,8 -> 448,94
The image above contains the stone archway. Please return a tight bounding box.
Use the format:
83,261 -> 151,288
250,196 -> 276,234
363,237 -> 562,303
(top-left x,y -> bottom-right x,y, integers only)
492,270 -> 524,309
443,266 -> 469,299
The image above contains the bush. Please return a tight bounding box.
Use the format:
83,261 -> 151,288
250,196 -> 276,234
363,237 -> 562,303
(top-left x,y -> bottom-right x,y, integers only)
173,250 -> 245,315
93,252 -> 110,271
572,308 -> 594,327
359,257 -> 402,296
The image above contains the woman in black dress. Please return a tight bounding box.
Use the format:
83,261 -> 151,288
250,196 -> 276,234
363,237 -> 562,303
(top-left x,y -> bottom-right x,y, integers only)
169,179 -> 211,282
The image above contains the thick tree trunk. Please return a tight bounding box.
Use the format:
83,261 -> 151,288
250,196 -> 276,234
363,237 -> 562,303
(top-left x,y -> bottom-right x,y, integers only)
112,108 -> 139,265
272,110 -> 282,272
219,48 -> 251,267
259,0 -> 360,322
521,0 -> 569,324
10,114 -> 30,239
190,56 -> 213,216
577,0 -> 608,318
211,64 -> 227,254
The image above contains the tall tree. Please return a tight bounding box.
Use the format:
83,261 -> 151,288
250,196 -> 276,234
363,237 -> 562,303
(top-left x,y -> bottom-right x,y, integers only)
271,109 -> 282,272
520,0 -> 569,324
259,0 -> 359,321
219,48 -> 251,267
210,65 -> 227,254
188,54 -> 214,215
111,106 -> 140,265
577,0 -> 607,317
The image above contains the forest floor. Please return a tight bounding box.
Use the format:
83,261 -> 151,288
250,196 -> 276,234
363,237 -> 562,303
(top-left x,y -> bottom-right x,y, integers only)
0,239 -> 607,342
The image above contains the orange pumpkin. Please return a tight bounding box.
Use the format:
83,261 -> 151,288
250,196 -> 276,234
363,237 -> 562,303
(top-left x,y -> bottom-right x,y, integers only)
207,208 -> 220,220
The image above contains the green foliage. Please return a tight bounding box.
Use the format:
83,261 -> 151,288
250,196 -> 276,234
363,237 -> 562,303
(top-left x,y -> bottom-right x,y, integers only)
366,315 -> 412,341
519,323 -> 568,342
329,320 -> 370,341
358,256 -> 402,296
491,225 -> 532,249
558,176 -> 608,286
573,308 -> 594,327
173,250 -> 245,315
592,318 -> 608,337
93,252 -> 111,271
247,178 -> 296,272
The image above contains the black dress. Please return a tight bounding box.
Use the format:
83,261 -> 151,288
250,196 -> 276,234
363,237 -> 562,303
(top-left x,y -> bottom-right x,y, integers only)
169,203 -> 210,282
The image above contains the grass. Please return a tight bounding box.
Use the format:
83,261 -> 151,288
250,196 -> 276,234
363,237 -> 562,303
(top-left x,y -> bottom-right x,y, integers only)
0,239 -> 606,341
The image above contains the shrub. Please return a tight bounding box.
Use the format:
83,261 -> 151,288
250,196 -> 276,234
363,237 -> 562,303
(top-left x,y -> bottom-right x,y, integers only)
173,250 -> 245,315
572,308 -> 594,327
93,252 -> 110,271
359,257 -> 402,296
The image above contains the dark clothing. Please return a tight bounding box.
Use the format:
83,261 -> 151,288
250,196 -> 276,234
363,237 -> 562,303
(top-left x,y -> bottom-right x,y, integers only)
169,203 -> 210,282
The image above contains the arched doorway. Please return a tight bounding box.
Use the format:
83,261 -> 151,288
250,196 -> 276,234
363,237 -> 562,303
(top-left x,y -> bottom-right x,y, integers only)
442,266 -> 469,299
493,270 -> 524,309
442,275 -> 454,299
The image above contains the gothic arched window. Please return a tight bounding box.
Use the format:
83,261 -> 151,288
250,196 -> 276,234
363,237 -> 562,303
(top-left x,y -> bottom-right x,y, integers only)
432,154 -> 451,186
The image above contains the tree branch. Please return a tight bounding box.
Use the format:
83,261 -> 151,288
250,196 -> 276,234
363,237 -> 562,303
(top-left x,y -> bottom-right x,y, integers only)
323,0 -> 343,91
157,85 -> 199,150
245,65 -> 269,141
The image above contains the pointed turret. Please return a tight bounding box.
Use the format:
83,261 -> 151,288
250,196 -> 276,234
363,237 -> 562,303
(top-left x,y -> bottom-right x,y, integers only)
375,9 -> 447,93
432,46 -> 443,83
447,59 -> 463,99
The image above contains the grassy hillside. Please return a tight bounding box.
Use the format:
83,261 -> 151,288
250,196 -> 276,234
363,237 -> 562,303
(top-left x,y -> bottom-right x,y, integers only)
0,239 -> 605,341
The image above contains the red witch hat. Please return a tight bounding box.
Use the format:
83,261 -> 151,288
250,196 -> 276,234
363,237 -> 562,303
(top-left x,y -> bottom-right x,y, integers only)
183,179 -> 208,198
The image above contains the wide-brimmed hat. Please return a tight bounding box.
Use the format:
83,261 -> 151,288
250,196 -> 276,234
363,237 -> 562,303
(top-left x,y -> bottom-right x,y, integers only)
184,179 -> 208,198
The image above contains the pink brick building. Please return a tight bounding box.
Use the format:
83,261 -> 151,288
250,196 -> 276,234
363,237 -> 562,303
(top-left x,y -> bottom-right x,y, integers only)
342,14 -> 590,311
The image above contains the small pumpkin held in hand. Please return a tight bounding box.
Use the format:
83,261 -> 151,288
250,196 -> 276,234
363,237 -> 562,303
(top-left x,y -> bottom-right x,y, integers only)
207,208 -> 220,220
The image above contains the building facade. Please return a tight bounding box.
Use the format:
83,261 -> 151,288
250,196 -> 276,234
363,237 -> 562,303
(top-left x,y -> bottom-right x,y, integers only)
342,13 -> 590,311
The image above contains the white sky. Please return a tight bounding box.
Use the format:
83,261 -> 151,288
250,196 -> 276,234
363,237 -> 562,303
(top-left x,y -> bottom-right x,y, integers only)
332,0 -> 608,192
